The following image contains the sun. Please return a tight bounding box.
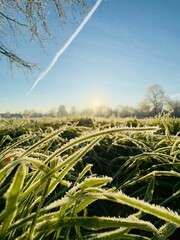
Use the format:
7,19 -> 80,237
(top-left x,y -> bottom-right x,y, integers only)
91,96 -> 104,109
92,98 -> 101,108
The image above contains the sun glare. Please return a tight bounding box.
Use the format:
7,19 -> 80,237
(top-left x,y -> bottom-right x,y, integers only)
91,97 -> 104,109
93,99 -> 101,107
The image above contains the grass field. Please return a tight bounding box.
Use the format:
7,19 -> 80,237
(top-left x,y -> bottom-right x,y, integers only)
0,116 -> 180,239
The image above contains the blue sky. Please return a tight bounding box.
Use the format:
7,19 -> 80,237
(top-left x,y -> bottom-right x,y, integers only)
1,0 -> 180,113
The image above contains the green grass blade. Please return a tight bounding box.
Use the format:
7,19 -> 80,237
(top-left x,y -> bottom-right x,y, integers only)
121,170 -> 180,189
36,216 -> 157,235
103,191 -> 180,226
144,176 -> 155,202
0,164 -> 26,238
151,222 -> 178,240
16,128 -> 65,159
45,127 -> 159,164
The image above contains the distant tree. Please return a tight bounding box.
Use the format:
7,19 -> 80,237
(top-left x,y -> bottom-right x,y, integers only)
69,106 -> 78,117
143,84 -> 167,116
136,101 -> 151,117
114,105 -> 135,118
3,112 -> 11,118
94,106 -> 113,118
23,109 -> 32,117
80,108 -> 94,117
0,0 -> 93,71
47,108 -> 57,118
138,101 -> 151,113
167,99 -> 180,117
26,109 -> 43,118
57,105 -> 68,117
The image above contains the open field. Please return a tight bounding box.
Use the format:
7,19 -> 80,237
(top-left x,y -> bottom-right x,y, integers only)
0,116 -> 180,239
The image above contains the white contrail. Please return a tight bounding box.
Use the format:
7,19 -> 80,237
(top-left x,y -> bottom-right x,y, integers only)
26,0 -> 103,95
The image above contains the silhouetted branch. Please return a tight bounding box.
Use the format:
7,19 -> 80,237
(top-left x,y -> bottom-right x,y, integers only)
0,46 -> 35,70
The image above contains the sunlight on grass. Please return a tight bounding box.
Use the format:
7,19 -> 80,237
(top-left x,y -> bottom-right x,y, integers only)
0,116 -> 179,239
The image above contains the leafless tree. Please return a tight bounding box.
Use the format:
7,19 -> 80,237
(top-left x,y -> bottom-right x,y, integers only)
143,84 -> 167,115
0,0 -> 94,72
57,105 -> 68,117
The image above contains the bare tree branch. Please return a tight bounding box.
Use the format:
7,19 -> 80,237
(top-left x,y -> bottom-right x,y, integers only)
0,0 -> 95,72
0,46 -> 35,71
0,12 -> 27,26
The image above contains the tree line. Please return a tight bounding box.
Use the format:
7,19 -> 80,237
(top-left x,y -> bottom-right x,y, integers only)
1,2 -> 179,119
1,84 -> 180,119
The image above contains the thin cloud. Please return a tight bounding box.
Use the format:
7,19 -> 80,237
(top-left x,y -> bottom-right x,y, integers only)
26,0 -> 103,96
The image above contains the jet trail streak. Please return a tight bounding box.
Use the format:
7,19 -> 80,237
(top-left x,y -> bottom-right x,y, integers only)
26,0 -> 102,95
